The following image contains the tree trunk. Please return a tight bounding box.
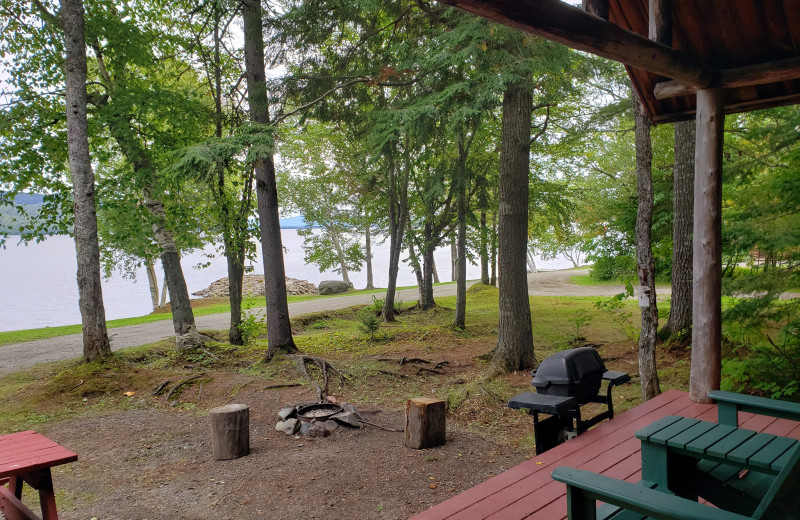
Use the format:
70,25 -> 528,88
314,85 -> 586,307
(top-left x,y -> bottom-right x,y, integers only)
454,176 -> 467,329
490,208 -> 498,286
408,238 -> 424,303
227,244 -> 245,345
492,81 -> 536,372
242,0 -> 298,360
145,257 -> 160,311
160,271 -> 168,308
383,143 -> 409,321
431,256 -> 440,284
527,251 -> 538,273
365,220 -> 374,290
419,219 -> 436,309
633,92 -> 661,401
61,0 -> 111,362
451,237 -> 457,282
142,184 -> 202,349
331,232 -> 351,285
665,119 -> 694,336
480,208 -> 490,285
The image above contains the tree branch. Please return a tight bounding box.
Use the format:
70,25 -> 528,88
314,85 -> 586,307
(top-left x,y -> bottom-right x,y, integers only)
31,0 -> 61,29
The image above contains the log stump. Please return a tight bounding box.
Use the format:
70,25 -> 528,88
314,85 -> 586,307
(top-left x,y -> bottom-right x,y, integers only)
404,398 -> 446,449
210,403 -> 250,460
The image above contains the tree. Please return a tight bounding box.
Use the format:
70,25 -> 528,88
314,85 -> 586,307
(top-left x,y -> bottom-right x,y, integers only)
83,3 -> 209,349
174,0 -> 257,345
663,119 -> 694,338
633,91 -> 660,400
241,0 -> 298,360
59,0 -> 111,361
493,79 -> 537,372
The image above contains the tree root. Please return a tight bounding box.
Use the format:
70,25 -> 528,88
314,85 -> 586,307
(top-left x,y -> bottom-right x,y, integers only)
416,367 -> 444,375
151,380 -> 171,396
262,383 -> 303,390
165,374 -> 205,400
290,355 -> 345,402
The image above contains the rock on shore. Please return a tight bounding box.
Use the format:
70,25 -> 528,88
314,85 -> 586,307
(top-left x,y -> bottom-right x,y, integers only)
192,275 -> 318,298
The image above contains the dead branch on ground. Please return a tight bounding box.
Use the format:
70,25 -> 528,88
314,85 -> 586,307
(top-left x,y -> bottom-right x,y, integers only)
291,355 -> 345,402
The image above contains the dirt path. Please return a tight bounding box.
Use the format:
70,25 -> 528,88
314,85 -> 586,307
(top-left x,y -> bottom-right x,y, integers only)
0,269 -> 642,376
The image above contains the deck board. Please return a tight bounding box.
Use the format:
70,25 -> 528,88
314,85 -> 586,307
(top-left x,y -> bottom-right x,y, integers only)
409,390 -> 800,520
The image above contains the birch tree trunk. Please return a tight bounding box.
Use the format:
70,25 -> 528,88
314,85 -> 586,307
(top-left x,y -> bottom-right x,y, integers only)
665,119 -> 695,337
493,81 -> 536,372
61,0 -> 111,361
633,92 -> 661,401
242,0 -> 297,360
145,257 -> 160,311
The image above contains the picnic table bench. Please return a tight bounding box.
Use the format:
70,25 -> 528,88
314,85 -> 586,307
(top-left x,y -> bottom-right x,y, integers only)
0,431 -> 77,520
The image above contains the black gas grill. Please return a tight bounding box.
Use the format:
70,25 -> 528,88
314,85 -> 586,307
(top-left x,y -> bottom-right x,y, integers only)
508,347 -> 630,454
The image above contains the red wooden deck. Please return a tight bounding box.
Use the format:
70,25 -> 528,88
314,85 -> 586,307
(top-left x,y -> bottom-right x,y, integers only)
410,390 -> 800,520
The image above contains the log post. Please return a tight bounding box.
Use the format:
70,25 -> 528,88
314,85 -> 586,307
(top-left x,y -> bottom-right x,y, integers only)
210,403 -> 250,460
404,398 -> 446,449
689,87 -> 725,403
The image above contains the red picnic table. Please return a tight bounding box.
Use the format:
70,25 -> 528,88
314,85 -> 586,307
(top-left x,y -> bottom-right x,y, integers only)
0,430 -> 77,520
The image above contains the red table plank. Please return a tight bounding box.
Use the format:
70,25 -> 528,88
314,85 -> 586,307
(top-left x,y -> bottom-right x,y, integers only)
0,432 -> 76,479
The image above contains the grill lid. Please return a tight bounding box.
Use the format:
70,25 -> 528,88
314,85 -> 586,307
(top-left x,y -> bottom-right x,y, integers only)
532,347 -> 607,387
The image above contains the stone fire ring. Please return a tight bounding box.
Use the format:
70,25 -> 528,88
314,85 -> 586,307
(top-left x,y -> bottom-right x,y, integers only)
296,403 -> 343,423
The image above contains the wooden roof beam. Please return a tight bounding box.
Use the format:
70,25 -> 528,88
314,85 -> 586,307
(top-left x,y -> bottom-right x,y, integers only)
654,56 -> 800,99
437,0 -> 717,87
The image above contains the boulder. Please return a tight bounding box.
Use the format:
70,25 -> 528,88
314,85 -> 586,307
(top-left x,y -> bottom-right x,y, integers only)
275,418 -> 300,434
305,422 -> 330,438
318,280 -> 352,295
331,411 -> 361,428
277,407 -> 297,422
193,275 -> 318,298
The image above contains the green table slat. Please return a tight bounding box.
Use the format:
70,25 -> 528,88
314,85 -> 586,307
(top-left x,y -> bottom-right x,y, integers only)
771,443 -> 797,472
684,424 -> 738,456
749,437 -> 797,471
727,433 -> 777,469
635,415 -> 684,442
706,428 -> 757,459
666,421 -> 718,450
648,417 -> 701,446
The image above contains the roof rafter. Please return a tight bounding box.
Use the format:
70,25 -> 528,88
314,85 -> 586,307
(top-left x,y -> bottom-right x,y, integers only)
437,0 -> 718,87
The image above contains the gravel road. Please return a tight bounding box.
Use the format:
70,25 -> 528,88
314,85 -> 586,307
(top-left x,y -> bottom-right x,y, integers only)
0,269 -> 643,377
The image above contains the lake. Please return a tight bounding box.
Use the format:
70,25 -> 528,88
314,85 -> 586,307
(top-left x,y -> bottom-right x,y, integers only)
0,230 -> 571,332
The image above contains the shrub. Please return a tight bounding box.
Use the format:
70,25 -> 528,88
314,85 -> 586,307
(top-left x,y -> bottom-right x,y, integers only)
589,255 -> 636,281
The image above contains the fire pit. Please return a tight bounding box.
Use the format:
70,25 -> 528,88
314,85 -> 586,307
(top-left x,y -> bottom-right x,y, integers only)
508,347 -> 630,454
296,403 -> 343,423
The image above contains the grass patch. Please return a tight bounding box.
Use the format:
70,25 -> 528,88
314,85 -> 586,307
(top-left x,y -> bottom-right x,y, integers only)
0,281 -> 461,347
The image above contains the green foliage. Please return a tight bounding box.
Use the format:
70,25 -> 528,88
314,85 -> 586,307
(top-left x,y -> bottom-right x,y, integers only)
589,256 -> 636,281
357,308 -> 381,340
722,317 -> 800,401
237,310 -> 268,346
593,284 -> 637,341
